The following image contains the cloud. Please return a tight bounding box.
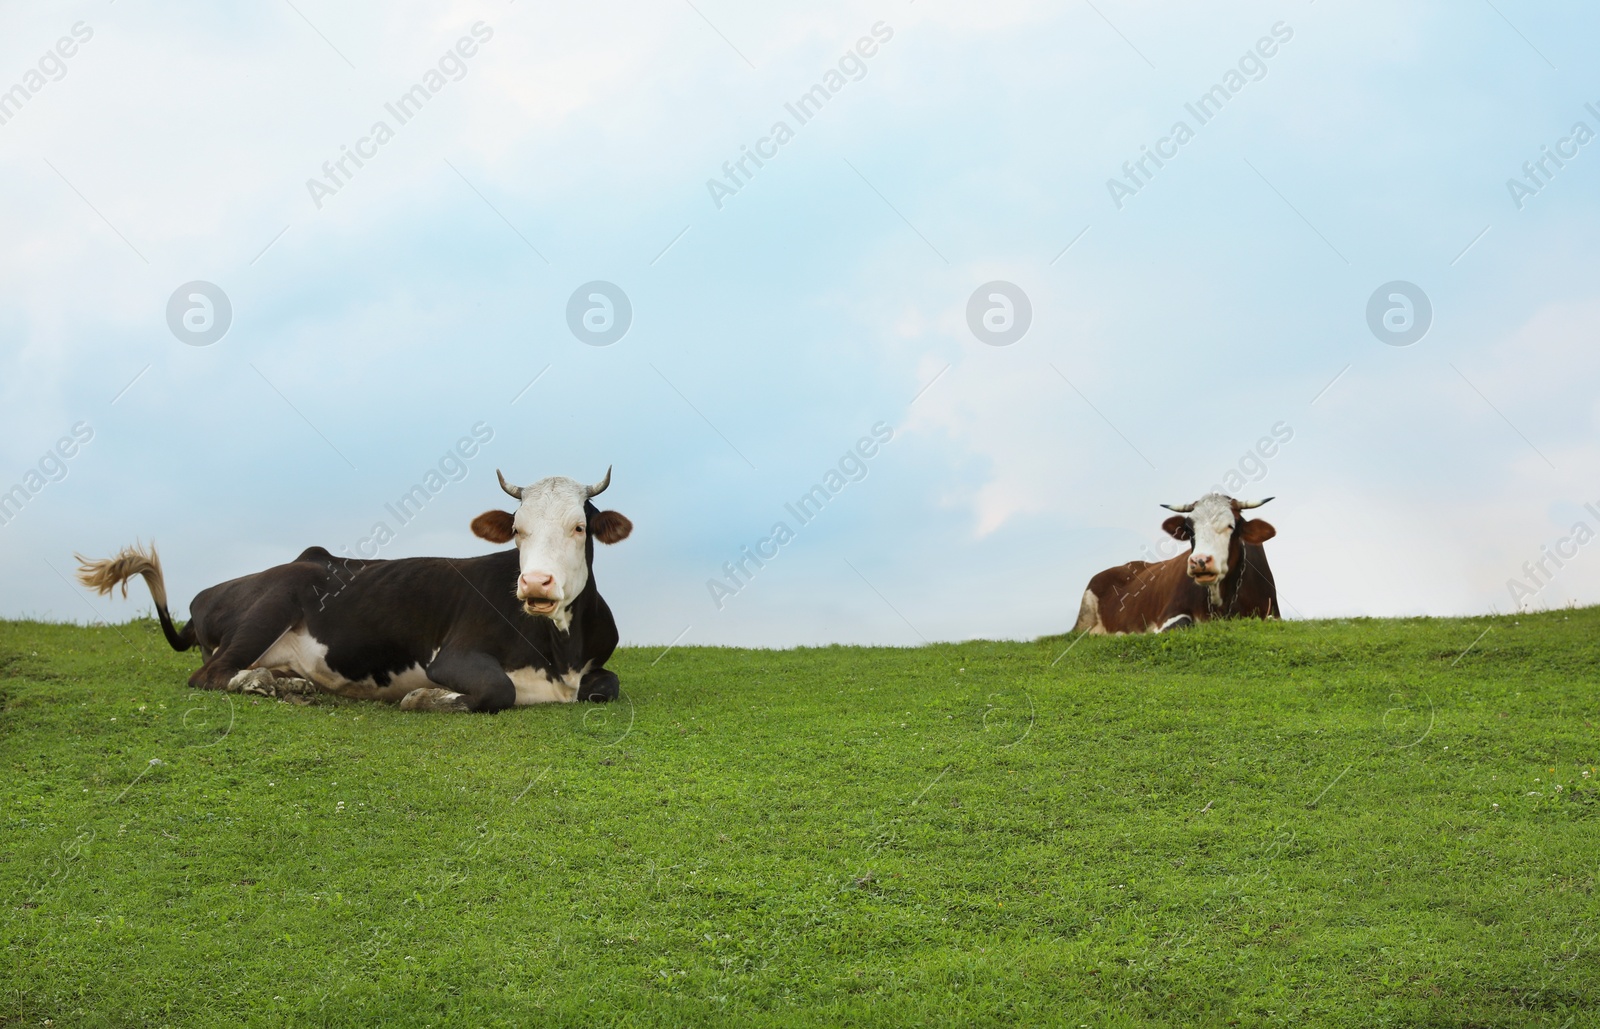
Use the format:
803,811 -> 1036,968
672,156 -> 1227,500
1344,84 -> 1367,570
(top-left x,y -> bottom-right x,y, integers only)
4,0 -> 1600,645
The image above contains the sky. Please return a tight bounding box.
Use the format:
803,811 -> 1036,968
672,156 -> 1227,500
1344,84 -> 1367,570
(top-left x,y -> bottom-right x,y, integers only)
3,0 -> 1600,648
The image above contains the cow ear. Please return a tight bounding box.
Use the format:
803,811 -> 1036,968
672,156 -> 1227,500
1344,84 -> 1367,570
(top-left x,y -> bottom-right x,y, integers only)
1162,515 -> 1193,541
471,510 -> 515,544
591,510 -> 632,544
1239,518 -> 1275,545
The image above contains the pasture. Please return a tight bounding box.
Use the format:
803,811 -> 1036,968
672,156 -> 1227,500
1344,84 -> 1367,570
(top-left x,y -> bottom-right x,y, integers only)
2,611 -> 1596,1027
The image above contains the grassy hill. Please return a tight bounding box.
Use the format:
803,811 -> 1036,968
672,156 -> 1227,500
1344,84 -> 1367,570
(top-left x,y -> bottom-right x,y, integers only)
2,611 -> 1597,1027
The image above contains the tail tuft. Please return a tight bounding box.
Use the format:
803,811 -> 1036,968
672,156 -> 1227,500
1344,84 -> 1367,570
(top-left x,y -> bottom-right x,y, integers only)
75,542 -> 192,651
76,542 -> 168,609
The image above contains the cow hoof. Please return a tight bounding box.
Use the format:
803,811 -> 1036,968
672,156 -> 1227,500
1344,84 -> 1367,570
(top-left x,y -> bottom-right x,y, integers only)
400,687 -> 471,712
227,668 -> 277,694
273,676 -> 318,696
228,669 -> 318,698
1157,614 -> 1194,633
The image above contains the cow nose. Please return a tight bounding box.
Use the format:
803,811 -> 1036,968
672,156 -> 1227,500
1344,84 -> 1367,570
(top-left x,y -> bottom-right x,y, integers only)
518,571 -> 555,597
1189,556 -> 1214,573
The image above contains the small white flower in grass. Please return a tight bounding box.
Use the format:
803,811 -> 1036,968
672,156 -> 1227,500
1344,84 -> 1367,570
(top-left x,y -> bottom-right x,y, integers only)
1491,803 -> 1500,810
1554,784 -> 1563,792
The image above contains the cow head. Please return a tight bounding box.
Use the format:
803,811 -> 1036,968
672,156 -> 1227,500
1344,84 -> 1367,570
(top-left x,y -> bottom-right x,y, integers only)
470,468 -> 632,630
1160,493 -> 1275,588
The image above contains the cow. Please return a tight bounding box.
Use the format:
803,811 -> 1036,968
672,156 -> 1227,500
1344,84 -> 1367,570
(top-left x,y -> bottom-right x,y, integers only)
75,468 -> 633,712
1073,493 -> 1278,635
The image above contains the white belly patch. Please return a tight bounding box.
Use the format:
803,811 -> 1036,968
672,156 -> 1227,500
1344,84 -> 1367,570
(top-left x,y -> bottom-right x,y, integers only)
253,630 -> 433,692
254,629 -> 340,686
386,663 -> 434,692
509,662 -> 589,705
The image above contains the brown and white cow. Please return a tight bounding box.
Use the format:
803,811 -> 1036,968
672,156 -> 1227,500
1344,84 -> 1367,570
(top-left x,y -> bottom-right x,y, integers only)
1073,493 -> 1279,635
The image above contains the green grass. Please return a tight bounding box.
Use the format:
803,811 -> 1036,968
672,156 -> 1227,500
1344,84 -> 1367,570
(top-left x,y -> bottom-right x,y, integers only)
2,611 -> 1597,1027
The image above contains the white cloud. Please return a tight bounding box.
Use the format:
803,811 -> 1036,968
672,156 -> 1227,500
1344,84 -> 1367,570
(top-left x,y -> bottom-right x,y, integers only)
4,0 -> 1600,644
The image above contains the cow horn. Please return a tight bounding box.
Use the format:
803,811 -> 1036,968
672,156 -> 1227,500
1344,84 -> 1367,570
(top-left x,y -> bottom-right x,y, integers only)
587,466 -> 612,499
496,469 -> 523,501
1160,502 -> 1196,513
1236,497 -> 1274,510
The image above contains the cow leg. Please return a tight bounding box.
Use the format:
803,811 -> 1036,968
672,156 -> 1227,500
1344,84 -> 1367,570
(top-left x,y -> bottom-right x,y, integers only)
186,617 -> 298,691
399,688 -> 472,713
406,650 -> 515,713
1157,613 -> 1194,633
577,667 -> 619,703
1072,590 -> 1104,634
227,668 -> 319,698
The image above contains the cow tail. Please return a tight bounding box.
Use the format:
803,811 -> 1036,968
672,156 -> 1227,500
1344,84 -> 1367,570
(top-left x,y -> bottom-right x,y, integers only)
74,542 -> 195,652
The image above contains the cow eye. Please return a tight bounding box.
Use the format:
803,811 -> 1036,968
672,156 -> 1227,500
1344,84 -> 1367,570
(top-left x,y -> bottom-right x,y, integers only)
574,524 -> 585,534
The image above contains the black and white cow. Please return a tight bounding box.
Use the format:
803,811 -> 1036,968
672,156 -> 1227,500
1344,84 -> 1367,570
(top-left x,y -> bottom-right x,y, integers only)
75,469 -> 632,712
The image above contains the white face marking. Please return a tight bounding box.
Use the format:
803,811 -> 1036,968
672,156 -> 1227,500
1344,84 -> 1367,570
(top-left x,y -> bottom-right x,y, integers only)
509,662 -> 590,705
508,477 -> 592,629
1180,493 -> 1239,584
